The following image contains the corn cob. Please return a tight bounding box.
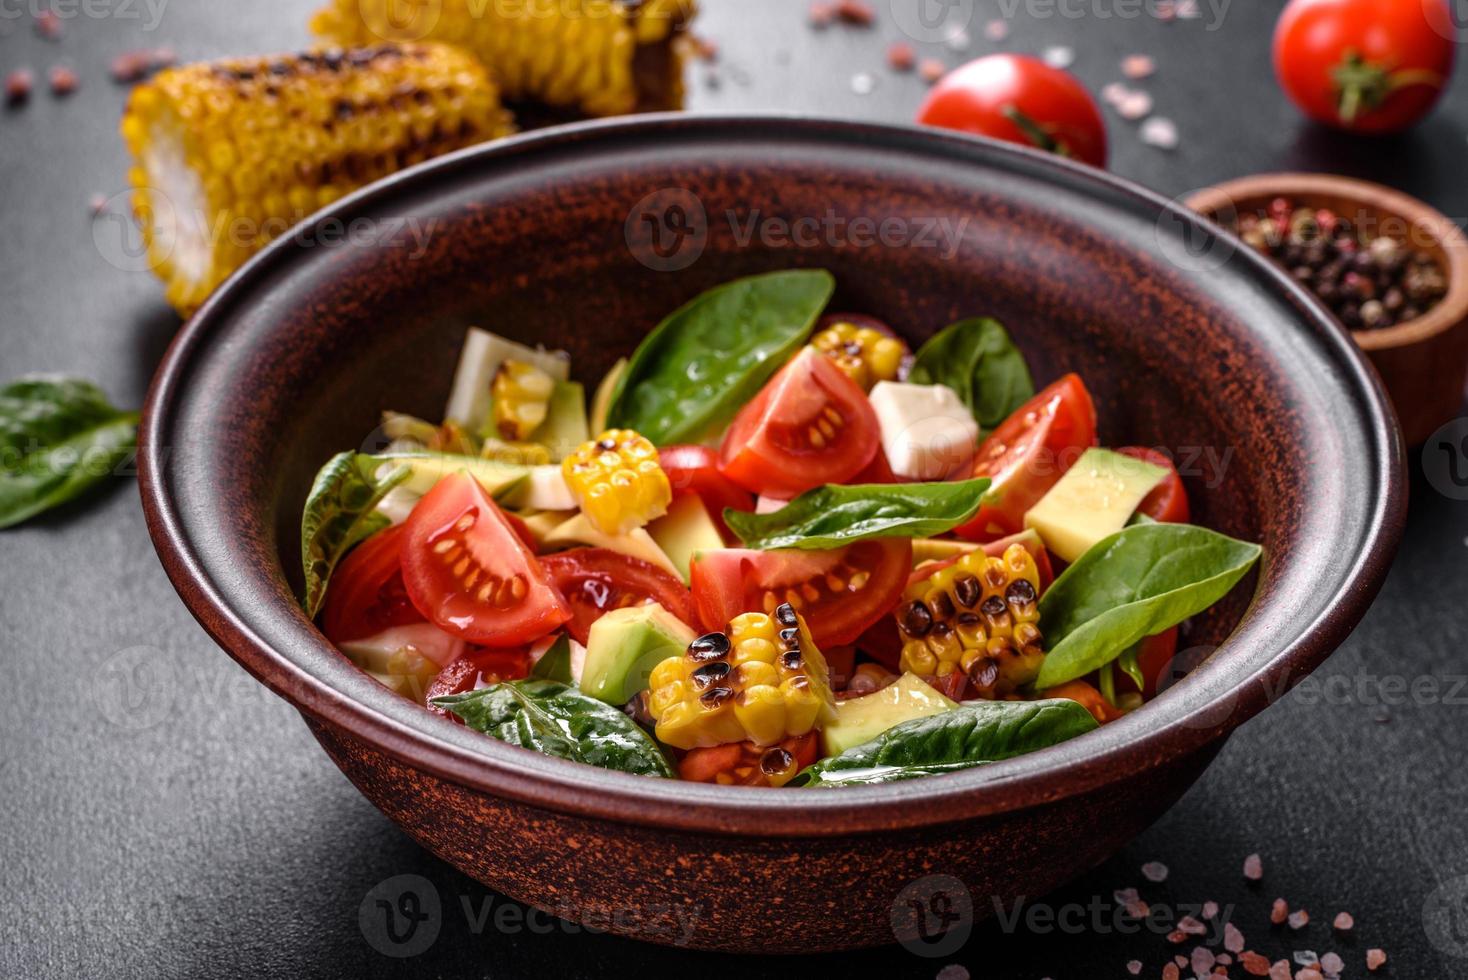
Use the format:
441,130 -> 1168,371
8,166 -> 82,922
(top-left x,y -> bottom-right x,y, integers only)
310,0 -> 698,117
120,44 -> 515,314
895,543 -> 1045,699
648,603 -> 836,750
490,359 -> 556,441
562,429 -> 671,535
811,322 -> 907,391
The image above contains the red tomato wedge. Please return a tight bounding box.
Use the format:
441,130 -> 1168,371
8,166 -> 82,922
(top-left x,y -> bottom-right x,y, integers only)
1117,447 -> 1191,524
659,444 -> 755,541
401,472 -> 569,646
539,548 -> 694,645
719,347 -> 880,499
425,645 -> 533,718
1122,627 -> 1180,700
320,524 -> 424,643
690,538 -> 911,649
678,733 -> 820,786
852,445 -> 900,484
1039,680 -> 1123,724
955,373 -> 1097,541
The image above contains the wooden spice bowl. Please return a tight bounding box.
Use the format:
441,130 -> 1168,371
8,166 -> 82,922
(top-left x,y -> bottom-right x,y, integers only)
1187,173 -> 1468,446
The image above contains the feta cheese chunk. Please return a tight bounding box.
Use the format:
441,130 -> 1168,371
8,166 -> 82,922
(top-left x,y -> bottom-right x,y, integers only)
868,382 -> 979,481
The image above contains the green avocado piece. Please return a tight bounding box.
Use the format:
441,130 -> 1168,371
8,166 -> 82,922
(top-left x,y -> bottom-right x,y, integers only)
820,673 -> 958,757
581,603 -> 696,705
648,493 -> 724,585
383,452 -> 530,497
538,379 -> 589,462
1024,448 -> 1168,563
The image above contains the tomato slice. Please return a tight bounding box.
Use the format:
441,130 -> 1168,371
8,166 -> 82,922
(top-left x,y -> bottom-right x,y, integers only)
1117,447 -> 1190,524
424,645 -> 533,718
320,524 -> 424,643
955,374 -> 1097,541
678,733 -> 820,786
690,538 -> 911,649
1130,627 -> 1180,699
539,547 -> 694,645
401,472 -> 570,646
719,347 -> 880,498
659,444 -> 755,541
1039,680 -> 1122,724
852,445 -> 900,484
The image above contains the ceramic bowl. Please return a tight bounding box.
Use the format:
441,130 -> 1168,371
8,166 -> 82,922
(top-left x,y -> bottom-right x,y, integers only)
1187,172 -> 1468,446
139,116 -> 1405,953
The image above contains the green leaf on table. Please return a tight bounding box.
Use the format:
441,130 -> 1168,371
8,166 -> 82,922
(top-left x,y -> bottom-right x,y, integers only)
789,699 -> 1098,787
1034,523 -> 1262,689
724,478 -> 990,551
606,270 -> 835,444
908,317 -> 1034,433
433,679 -> 675,778
300,452 -> 411,618
0,376 -> 139,530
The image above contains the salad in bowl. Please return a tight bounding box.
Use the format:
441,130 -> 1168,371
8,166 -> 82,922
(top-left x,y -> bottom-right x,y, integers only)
300,269 -> 1261,789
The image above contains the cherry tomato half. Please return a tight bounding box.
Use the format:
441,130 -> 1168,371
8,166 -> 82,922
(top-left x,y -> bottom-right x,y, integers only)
320,524 -> 424,644
1040,679 -> 1123,724
1117,447 -> 1191,524
955,374 -> 1098,541
539,547 -> 694,645
917,54 -> 1108,167
690,538 -> 911,649
1274,0 -> 1455,134
719,347 -> 880,499
659,444 -> 755,541
424,645 -> 533,718
678,732 -> 820,787
401,472 -> 569,647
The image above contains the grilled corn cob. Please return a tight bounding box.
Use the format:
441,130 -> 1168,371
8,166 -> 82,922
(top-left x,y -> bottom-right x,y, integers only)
562,429 -> 671,535
310,0 -> 698,117
812,322 -> 907,391
896,543 -> 1045,699
120,44 -> 515,314
490,359 -> 556,441
648,603 -> 836,750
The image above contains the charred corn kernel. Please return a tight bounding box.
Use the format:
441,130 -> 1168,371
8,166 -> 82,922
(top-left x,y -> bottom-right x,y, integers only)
490,359 -> 556,441
481,438 -> 551,466
120,44 -> 515,314
311,0 -> 698,117
895,543 -> 1045,699
562,429 -> 671,535
811,322 -> 907,391
648,603 -> 836,750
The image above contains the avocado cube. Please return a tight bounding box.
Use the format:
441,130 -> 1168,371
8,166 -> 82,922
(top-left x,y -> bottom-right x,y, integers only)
1024,448 -> 1168,563
648,493 -> 724,585
581,602 -> 696,705
821,673 -> 959,757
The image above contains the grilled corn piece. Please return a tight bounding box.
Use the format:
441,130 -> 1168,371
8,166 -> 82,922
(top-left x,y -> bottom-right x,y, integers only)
562,429 -> 671,535
648,603 -> 836,750
120,44 -> 515,314
490,359 -> 556,441
310,0 -> 698,117
896,543 -> 1045,698
812,322 -> 907,391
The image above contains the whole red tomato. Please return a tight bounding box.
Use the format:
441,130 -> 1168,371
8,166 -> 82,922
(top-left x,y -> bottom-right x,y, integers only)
1274,0 -> 1455,133
916,54 -> 1107,167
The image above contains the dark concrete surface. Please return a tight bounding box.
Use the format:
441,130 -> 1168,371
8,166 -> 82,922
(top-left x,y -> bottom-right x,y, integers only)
3,1 -> 1467,976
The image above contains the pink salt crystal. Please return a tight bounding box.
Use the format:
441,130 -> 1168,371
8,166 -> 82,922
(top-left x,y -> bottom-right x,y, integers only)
1366,949 -> 1386,970
1121,54 -> 1155,79
1320,952 -> 1343,974
1269,961 -> 1292,980
1332,912 -> 1353,931
1140,117 -> 1179,149
1126,961 -> 1142,976
1203,901 -> 1219,919
1178,915 -> 1207,936
1142,861 -> 1169,883
1192,947 -> 1217,975
1271,899 -> 1289,924
1118,90 -> 1154,119
1296,970 -> 1324,980
1288,908 -> 1310,930
1225,922 -> 1246,953
919,59 -> 946,84
983,19 -> 1009,41
1244,853 -> 1264,880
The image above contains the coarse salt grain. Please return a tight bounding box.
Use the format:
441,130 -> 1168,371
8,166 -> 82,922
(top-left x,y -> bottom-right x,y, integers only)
1175,955 -> 1188,968
888,43 -> 915,72
4,68 -> 34,104
983,19 -> 1009,41
1142,861 -> 1169,882
808,2 -> 835,28
1272,899 -> 1289,924
88,194 -> 108,216
944,25 -> 970,51
1121,54 -> 1155,79
1269,961 -> 1292,980
935,965 -> 969,980
35,10 -> 61,39
1141,116 -> 1179,149
1179,916 -> 1208,936
1294,951 -> 1319,967
1162,964 -> 1180,980
1332,912 -> 1353,931
1244,854 -> 1264,880
48,65 -> 78,96
1192,947 -> 1217,974
1126,961 -> 1142,976
1168,930 -> 1187,944
1320,952 -> 1343,975
1240,951 -> 1273,976
836,0 -> 874,25
1296,971 -> 1324,980
1288,908 -> 1310,930
1225,922 -> 1246,953
850,72 -> 875,95
1366,948 -> 1386,970
919,59 -> 946,84
1203,901 -> 1219,919
1042,46 -> 1075,69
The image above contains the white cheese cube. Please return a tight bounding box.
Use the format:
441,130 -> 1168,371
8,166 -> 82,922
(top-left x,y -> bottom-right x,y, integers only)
868,382 -> 979,481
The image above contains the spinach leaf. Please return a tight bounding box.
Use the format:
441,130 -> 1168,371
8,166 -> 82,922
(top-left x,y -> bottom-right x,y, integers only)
434,679 -> 675,778
1034,523 -> 1262,689
300,452 -> 411,618
531,634 -> 574,683
606,270 -> 835,444
908,318 -> 1034,433
724,478 -> 990,551
789,699 -> 1097,787
0,376 -> 139,529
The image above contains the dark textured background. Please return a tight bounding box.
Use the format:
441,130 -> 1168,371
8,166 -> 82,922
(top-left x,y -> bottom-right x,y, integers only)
3,1 -> 1467,977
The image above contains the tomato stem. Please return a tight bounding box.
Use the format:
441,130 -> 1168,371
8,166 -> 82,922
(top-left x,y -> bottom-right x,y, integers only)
1332,49 -> 1444,124
1001,104 -> 1069,157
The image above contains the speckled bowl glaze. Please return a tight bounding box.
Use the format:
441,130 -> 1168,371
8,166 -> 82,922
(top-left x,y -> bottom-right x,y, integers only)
139,116 -> 1405,953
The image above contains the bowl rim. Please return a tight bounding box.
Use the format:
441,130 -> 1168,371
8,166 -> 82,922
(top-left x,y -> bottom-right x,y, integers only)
139,113 -> 1407,836
1184,171 -> 1468,353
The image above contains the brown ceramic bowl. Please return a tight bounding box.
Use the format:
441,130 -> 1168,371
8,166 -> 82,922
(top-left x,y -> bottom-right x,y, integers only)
138,116 -> 1405,953
1187,173 -> 1468,446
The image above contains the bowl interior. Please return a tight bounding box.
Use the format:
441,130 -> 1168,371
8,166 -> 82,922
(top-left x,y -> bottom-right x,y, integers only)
142,117 -> 1403,831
